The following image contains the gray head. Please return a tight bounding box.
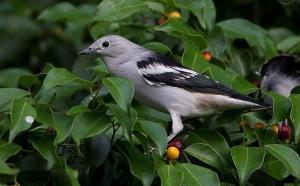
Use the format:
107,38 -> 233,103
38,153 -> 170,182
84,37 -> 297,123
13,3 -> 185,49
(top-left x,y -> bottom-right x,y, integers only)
78,35 -> 141,58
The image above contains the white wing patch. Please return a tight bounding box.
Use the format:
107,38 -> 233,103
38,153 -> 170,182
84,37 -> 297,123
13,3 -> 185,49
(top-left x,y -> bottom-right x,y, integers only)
139,63 -> 179,75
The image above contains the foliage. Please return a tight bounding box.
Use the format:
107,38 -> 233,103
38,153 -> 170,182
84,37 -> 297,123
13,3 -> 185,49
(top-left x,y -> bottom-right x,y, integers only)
1,0 -> 300,185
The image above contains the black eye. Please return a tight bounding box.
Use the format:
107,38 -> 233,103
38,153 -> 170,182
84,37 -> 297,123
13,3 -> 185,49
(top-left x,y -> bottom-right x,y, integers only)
102,41 -> 109,47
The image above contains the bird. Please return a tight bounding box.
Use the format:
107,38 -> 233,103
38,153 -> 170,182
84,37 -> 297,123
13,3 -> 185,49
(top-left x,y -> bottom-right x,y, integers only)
261,54 -> 300,98
79,35 -> 269,141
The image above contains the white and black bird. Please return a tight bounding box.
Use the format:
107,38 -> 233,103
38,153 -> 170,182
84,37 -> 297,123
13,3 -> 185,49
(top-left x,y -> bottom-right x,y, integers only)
261,54 -> 300,97
79,35 -> 269,141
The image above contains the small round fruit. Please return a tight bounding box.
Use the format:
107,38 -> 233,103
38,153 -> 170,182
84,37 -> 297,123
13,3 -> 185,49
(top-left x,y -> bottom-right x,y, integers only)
168,11 -> 181,18
202,51 -> 212,61
166,147 -> 180,160
271,124 -> 279,135
278,124 -> 291,140
254,122 -> 265,129
157,18 -> 166,25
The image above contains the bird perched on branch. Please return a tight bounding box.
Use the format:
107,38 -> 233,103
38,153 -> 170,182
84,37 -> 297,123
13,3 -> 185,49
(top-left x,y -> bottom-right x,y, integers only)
79,35 -> 269,141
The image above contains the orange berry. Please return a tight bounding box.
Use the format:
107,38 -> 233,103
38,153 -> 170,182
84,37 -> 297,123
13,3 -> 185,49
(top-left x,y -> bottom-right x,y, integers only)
167,11 -> 181,18
166,146 -> 180,160
157,18 -> 166,25
271,124 -> 279,135
254,122 -> 265,129
202,51 -> 212,61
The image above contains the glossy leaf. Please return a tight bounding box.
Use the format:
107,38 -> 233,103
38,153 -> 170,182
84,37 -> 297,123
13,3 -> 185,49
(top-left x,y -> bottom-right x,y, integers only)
95,0 -> 148,21
0,88 -> 29,112
269,92 -> 291,124
9,98 -> 36,143
186,131 -> 232,167
0,142 -> 21,175
30,137 -> 63,169
71,112 -> 111,145
266,144 -> 300,178
143,42 -> 172,53
289,94 -> 300,143
176,163 -> 220,186
116,141 -> 155,186
38,2 -> 93,22
41,68 -> 92,92
231,146 -> 265,185
174,0 -> 216,30
67,105 -> 90,116
277,36 -> 300,53
158,165 -> 183,186
103,77 -> 134,112
261,154 -> 289,180
218,18 -> 276,57
0,68 -> 29,87
184,143 -> 233,174
139,120 -> 167,156
107,104 -> 137,141
36,107 -> 73,146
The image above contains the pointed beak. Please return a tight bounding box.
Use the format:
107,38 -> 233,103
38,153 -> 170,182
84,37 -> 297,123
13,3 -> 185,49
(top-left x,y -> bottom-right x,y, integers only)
78,47 -> 96,55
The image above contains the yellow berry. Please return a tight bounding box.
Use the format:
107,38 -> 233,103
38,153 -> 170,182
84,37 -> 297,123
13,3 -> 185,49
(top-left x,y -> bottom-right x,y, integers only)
168,11 -> 181,18
271,124 -> 279,135
166,146 -> 180,160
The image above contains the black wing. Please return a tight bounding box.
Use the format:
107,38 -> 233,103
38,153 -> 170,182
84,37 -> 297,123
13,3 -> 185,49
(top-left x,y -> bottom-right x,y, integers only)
137,54 -> 264,105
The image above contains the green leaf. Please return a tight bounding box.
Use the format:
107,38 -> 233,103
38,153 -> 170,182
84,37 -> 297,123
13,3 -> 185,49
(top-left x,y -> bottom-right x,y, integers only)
38,2 -> 93,22
289,94 -> 300,144
71,112 -> 111,145
30,137 -> 63,169
67,105 -> 91,116
154,19 -> 206,69
0,142 -> 21,161
184,143 -> 233,174
0,68 -> 29,87
176,163 -> 220,186
230,76 -> 257,94
261,154 -> 289,180
269,92 -> 291,124
255,129 -> 276,146
266,144 -> 300,178
158,165 -> 183,186
103,77 -> 134,112
0,142 -> 21,174
231,146 -> 266,185
41,68 -> 92,92
174,0 -> 216,30
36,107 -> 73,146
139,120 -> 167,156
107,104 -> 137,141
145,1 -> 165,13
277,36 -> 300,53
185,131 -> 233,169
9,98 -> 36,143
65,165 -> 80,186
94,0 -> 148,21
86,134 -> 111,171
143,42 -> 172,54
218,18 -> 276,57
207,26 -> 226,59
116,141 -> 155,186
0,88 -> 29,112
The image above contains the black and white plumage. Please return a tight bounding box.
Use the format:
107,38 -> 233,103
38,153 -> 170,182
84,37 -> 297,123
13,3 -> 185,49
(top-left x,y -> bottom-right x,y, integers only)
79,35 -> 269,141
261,55 -> 300,98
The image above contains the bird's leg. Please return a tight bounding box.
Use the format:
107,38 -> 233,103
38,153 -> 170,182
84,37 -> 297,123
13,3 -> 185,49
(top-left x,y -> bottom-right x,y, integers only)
167,111 -> 184,142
